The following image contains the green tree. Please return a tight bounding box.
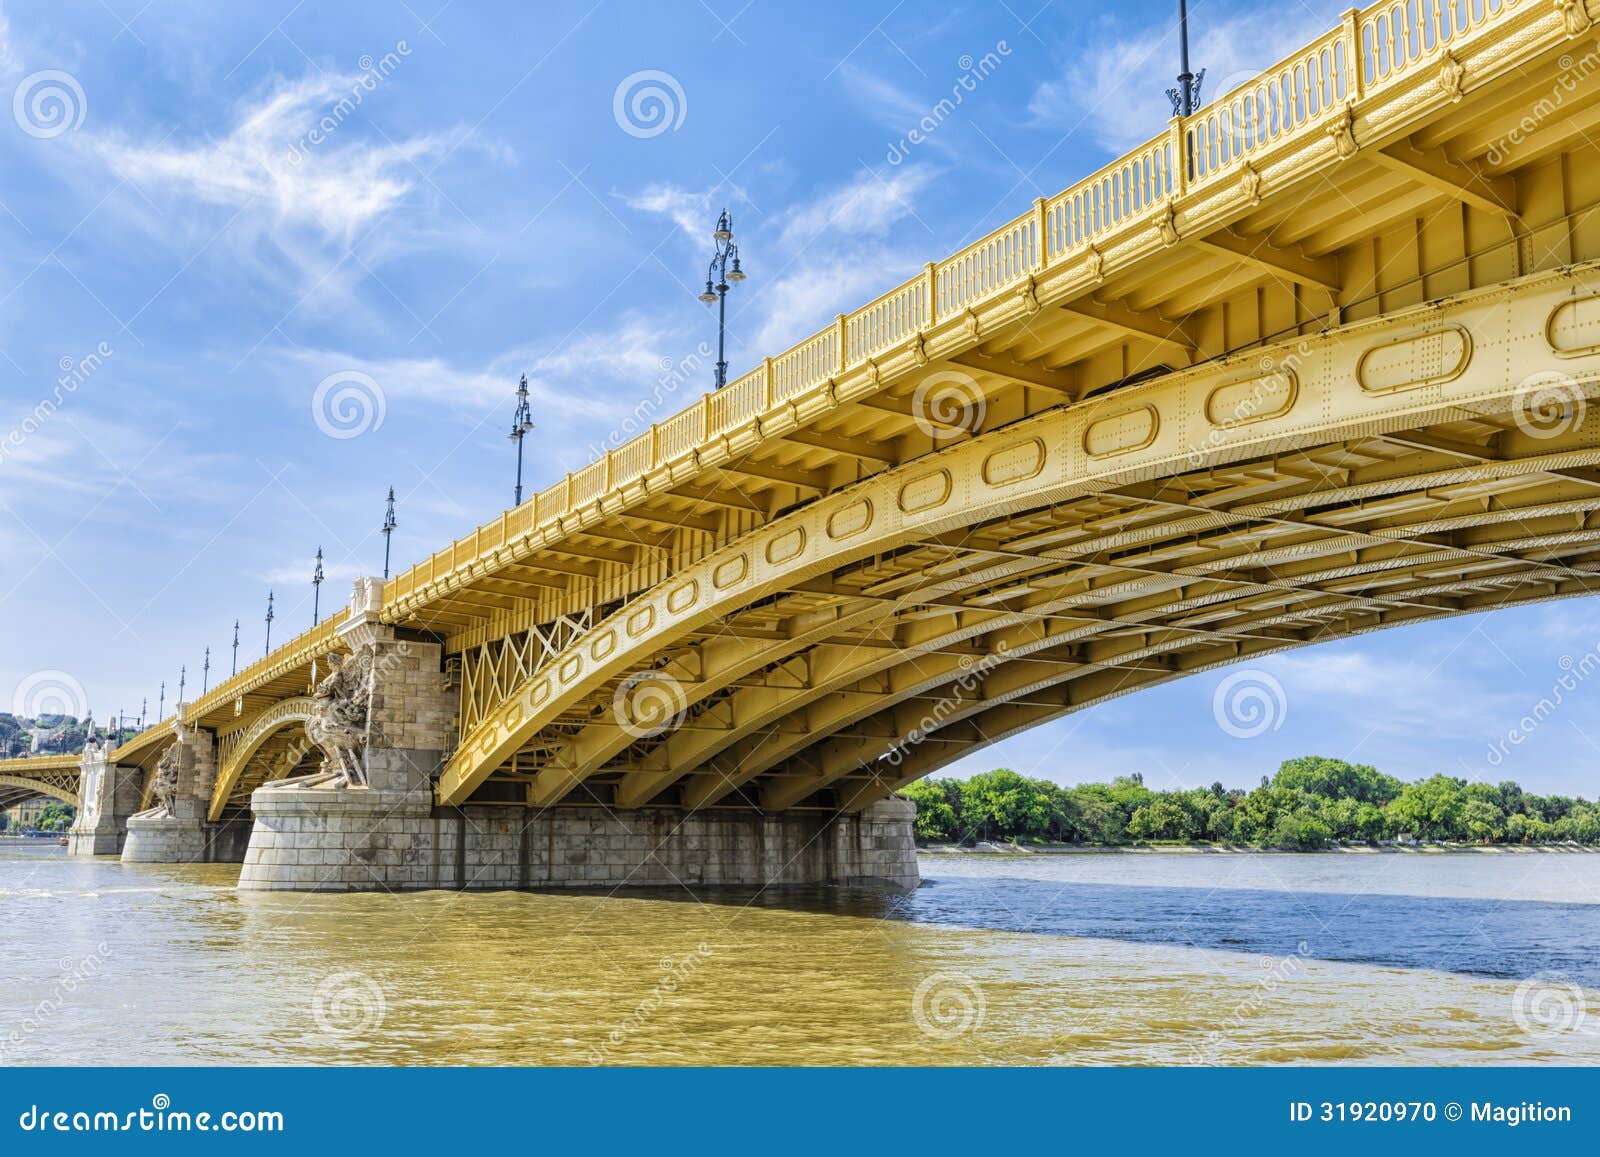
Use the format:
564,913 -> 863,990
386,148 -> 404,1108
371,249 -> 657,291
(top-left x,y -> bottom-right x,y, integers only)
959,769 -> 1053,841
1059,785 -> 1128,844
901,779 -> 960,841
1387,775 -> 1467,840
1272,809 -> 1332,849
1461,799 -> 1507,843
1127,796 -> 1197,841
1556,807 -> 1600,843
34,803 -> 75,833
1273,756 -> 1401,804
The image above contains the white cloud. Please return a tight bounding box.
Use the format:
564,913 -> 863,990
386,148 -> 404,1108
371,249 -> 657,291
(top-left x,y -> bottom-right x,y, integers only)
262,557 -> 362,588
777,164 -> 936,249
838,62 -> 930,130
0,5 -> 15,79
616,182 -> 719,237
93,72 -> 449,247
1029,3 -> 1345,155
276,312 -> 696,431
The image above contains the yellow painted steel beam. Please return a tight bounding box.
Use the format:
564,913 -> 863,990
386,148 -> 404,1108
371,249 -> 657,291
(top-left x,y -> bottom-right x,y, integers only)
437,262 -> 1600,807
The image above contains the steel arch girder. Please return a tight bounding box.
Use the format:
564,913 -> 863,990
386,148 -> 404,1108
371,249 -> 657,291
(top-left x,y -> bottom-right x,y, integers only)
826,577 -> 1600,812
438,266 -> 1600,808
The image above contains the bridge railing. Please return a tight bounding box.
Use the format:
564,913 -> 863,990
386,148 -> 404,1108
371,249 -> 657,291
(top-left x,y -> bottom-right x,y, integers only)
378,0 -> 1527,616
0,753 -> 82,773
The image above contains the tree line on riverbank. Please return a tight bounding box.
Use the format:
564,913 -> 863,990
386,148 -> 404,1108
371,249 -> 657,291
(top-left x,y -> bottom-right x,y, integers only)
900,757 -> 1600,849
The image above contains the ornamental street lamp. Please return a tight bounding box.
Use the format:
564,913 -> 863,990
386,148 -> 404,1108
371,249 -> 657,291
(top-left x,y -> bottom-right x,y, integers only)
508,374 -> 535,507
264,590 -> 275,656
381,487 -> 397,579
202,647 -> 211,696
1165,0 -> 1206,117
312,547 -> 325,626
231,620 -> 240,676
697,209 -> 747,390
157,681 -> 165,721
178,665 -> 186,705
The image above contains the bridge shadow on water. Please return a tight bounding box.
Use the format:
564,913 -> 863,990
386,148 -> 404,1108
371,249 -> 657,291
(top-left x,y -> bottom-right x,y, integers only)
626,875 -> 1600,988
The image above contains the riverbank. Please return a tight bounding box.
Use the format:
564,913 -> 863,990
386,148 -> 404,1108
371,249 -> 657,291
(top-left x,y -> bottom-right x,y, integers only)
920,840 -> 1600,855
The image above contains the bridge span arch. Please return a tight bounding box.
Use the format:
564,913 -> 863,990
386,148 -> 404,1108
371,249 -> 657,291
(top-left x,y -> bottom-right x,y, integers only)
437,267 -> 1600,812
0,774 -> 80,809
209,697 -> 320,821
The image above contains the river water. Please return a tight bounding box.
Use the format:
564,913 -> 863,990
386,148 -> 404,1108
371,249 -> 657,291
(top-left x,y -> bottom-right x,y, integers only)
2,842 -> 1598,1065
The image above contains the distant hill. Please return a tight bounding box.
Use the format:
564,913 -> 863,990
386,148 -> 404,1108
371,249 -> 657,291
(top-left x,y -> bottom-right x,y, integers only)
0,713 -> 93,759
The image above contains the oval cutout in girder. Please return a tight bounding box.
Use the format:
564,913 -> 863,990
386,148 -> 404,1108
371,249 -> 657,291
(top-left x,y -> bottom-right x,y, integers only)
1083,405 -> 1159,457
982,439 -> 1046,485
1356,326 -> 1471,393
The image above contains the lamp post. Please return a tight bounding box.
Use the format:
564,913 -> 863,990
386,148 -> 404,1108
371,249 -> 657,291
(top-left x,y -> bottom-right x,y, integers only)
139,698 -> 146,729
202,647 -> 211,696
157,681 -> 165,722
231,620 -> 240,676
178,665 -> 186,706
312,547 -> 325,626
264,590 -> 275,656
1166,0 -> 1205,117
508,375 -> 534,507
697,209 -> 747,389
381,487 -> 397,579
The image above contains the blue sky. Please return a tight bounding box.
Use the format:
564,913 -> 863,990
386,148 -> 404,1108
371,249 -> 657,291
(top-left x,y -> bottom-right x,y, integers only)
1,0 -> 1597,796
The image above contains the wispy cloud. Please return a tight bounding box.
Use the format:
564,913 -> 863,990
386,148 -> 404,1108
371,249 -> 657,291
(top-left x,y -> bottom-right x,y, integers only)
1028,3 -> 1344,155
275,310 -> 698,432
0,4 -> 16,79
777,164 -> 936,249
94,73 -> 448,246
615,182 -> 729,237
838,62 -> 930,129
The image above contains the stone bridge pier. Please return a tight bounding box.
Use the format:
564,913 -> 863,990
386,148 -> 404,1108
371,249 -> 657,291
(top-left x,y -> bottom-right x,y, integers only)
238,579 -> 455,891
121,711 -> 249,863
238,578 -> 918,893
66,742 -> 143,856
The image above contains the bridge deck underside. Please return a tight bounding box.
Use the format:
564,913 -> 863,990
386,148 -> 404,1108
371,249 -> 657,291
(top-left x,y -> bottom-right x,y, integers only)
225,730 -> 321,811
469,412 -> 1600,813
